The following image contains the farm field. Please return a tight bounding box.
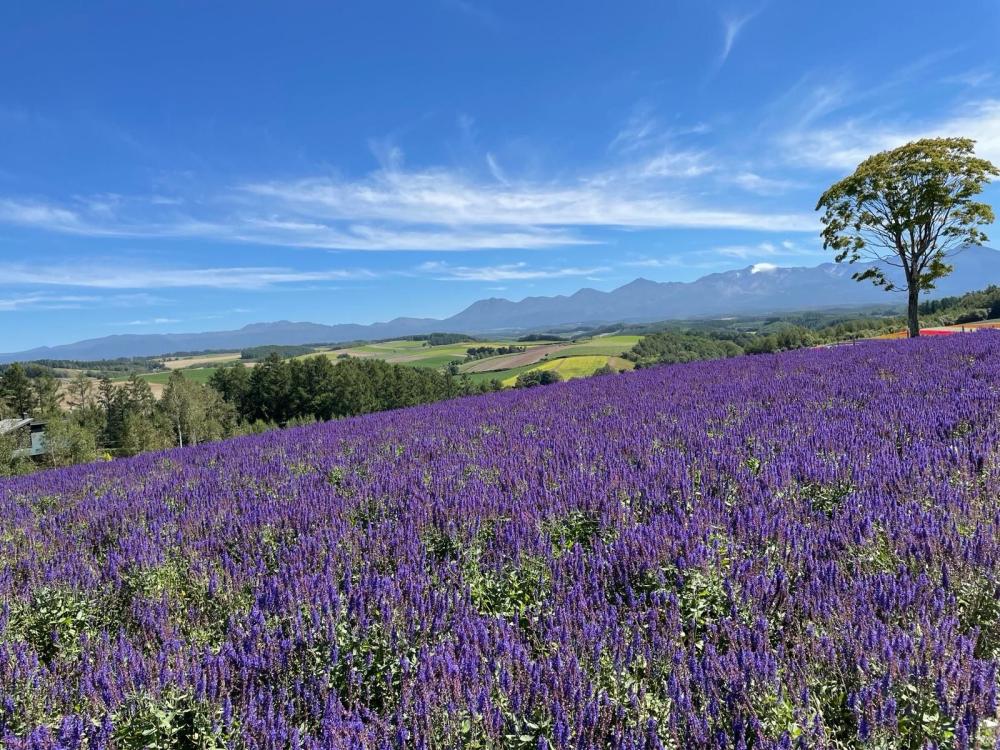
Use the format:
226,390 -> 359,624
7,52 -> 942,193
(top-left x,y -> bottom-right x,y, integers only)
458,342 -> 568,373
96,334 -> 644,396
548,334 -> 642,357
4,334 -> 1000,747
310,339 -> 544,368
161,352 -> 241,370
499,354 -> 634,385
309,335 -> 645,385
136,366 -> 220,385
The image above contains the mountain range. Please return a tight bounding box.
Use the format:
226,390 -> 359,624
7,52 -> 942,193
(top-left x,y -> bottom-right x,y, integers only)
4,247 -> 999,362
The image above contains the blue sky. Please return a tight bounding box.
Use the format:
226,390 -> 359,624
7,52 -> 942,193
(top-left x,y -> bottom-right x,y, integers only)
2,1 -> 1000,350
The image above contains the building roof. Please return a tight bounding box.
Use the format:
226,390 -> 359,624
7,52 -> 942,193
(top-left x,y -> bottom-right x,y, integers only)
0,418 -> 33,435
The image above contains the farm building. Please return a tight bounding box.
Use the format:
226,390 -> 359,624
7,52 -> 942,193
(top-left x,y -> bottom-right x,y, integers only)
0,418 -> 48,458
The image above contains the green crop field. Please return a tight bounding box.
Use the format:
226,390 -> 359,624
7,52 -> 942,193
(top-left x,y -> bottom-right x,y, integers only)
500,355 -> 634,386
554,335 -> 642,357
138,367 -> 220,385
461,363 -> 538,386
310,340 -> 549,368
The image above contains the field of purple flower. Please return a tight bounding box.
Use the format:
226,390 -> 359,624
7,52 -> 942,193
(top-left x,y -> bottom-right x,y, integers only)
3,335 -> 1000,749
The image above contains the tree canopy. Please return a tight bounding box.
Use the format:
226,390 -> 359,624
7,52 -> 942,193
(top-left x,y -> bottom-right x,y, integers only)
816,137 -> 998,337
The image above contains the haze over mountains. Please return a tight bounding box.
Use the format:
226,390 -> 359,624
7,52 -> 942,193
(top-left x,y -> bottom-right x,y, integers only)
4,248 -> 999,363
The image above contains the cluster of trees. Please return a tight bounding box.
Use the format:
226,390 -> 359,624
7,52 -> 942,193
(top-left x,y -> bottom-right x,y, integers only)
240,344 -> 316,360
464,345 -> 526,361
517,333 -> 566,342
1,365 -> 240,477
0,364 -> 62,419
625,332 -> 744,367
211,354 -> 499,425
625,313 -> 912,368
919,285 -> 1000,323
20,357 -> 167,378
514,370 -> 563,388
418,333 -> 478,346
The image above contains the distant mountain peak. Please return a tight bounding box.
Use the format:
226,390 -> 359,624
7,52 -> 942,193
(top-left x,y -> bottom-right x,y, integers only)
619,277 -> 659,289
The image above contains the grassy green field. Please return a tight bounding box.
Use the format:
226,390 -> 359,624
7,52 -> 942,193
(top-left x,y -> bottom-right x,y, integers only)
308,340 -> 550,368
462,363 -> 538,386
499,355 -> 634,386
137,367 -> 220,385
554,335 -> 642,357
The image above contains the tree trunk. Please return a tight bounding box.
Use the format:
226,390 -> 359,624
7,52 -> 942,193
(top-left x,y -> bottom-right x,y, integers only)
907,283 -> 920,338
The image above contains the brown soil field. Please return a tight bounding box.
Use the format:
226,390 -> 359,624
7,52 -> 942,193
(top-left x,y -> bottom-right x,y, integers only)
460,343 -> 570,373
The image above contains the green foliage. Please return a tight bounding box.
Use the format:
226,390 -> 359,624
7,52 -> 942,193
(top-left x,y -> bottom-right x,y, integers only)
466,553 -> 551,619
112,690 -> 230,750
817,137 -> 999,336
954,572 -> 1000,660
239,344 -> 315,360
517,333 -> 567,342
8,587 -> 98,665
514,370 -> 562,388
40,416 -> 99,468
800,480 -> 854,516
920,285 -> 1000,325
675,565 -> 733,649
743,325 -> 816,354
2,356 -> 166,378
0,431 -> 33,476
215,353 -> 490,425
465,345 -> 527,360
540,510 -> 606,554
626,330 -> 744,367
0,363 -> 35,417
422,332 -> 479,346
327,619 -> 418,714
161,371 -> 236,448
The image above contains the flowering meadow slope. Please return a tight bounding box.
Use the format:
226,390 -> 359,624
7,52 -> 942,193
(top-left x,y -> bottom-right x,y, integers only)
4,336 -> 1000,749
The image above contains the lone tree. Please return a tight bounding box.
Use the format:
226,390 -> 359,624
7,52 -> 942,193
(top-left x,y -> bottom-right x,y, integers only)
816,137 -> 998,337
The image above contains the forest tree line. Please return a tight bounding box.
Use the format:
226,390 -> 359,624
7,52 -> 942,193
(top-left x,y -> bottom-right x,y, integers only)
0,354 -> 500,476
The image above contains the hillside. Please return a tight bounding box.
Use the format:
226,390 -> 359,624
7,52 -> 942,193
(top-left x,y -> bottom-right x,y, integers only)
3,334 -> 1000,747
4,247 -> 998,363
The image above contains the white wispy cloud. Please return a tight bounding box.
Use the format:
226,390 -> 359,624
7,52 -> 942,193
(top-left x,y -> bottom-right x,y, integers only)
124,317 -> 181,326
715,241 -> 779,259
624,257 -> 685,269
0,292 -> 161,312
0,199 -> 113,235
0,161 -> 813,251
0,293 -> 96,312
417,261 -> 609,282
712,238 -> 822,261
609,107 -> 661,153
485,152 -> 509,184
239,166 -> 813,233
729,171 -> 799,195
0,263 -> 377,290
782,98 -> 1000,170
718,9 -> 760,68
